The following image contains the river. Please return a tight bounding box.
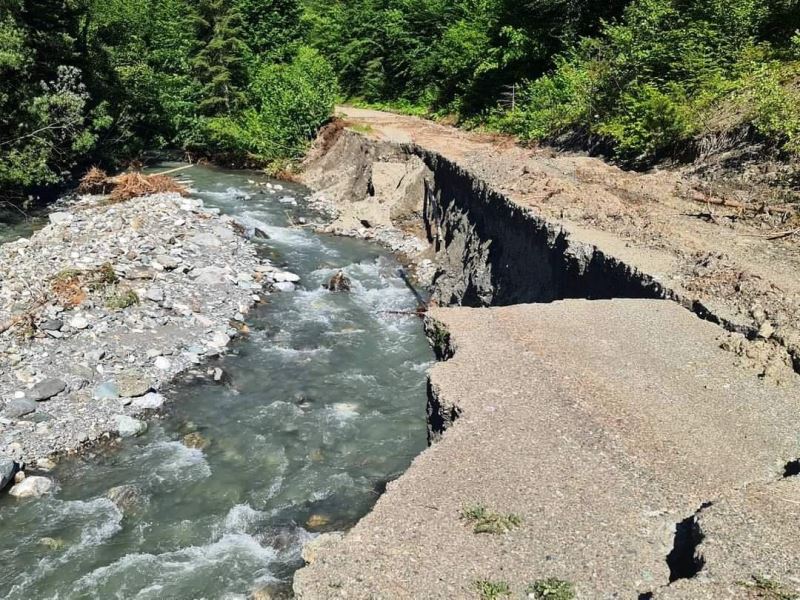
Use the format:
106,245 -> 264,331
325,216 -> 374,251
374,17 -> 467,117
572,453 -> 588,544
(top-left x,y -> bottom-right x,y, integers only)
0,165 -> 433,598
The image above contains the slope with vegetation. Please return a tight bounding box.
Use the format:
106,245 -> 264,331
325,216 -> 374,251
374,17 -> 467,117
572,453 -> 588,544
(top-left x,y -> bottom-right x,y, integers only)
0,0 -> 337,203
304,0 -> 800,171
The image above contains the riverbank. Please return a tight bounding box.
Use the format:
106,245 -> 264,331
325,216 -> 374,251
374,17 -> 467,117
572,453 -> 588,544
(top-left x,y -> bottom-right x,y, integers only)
0,190 -> 299,483
294,108 -> 800,598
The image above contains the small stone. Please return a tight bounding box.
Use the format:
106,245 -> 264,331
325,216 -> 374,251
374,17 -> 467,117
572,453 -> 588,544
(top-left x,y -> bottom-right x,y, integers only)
182,431 -> 210,450
305,514 -> 331,530
146,349 -> 162,359
757,321 -> 775,339
208,332 -> 230,349
4,398 -> 37,418
9,476 -> 53,498
116,372 -> 152,398
154,356 -> 171,371
39,537 -> 65,551
272,271 -> 300,283
131,393 -> 165,410
145,287 -> 164,303
48,212 -> 74,225
26,379 -> 66,402
273,282 -> 295,293
154,255 -> 180,270
193,266 -> 230,286
115,415 -> 147,438
39,319 -> 63,332
36,457 -> 56,471
69,315 -> 89,330
93,381 -> 120,400
14,471 -> 25,483
190,232 -> 221,247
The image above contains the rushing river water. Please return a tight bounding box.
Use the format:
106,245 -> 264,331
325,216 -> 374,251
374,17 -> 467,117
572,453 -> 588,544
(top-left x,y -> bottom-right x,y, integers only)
0,165 -> 433,598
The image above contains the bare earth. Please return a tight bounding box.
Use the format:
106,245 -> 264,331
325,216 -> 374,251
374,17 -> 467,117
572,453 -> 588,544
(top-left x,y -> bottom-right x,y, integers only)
334,106 -> 800,378
293,108 -> 800,599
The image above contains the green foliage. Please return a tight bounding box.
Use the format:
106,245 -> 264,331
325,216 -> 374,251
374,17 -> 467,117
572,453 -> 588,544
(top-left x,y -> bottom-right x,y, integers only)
1,0 -> 334,201
473,579 -> 511,600
105,288 -> 140,310
526,579 -> 576,600
460,503 -> 522,534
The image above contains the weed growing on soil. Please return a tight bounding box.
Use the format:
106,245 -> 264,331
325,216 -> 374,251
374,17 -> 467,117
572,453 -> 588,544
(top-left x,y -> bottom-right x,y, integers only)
525,578 -> 576,600
473,579 -> 511,599
739,575 -> 799,599
105,288 -> 139,310
461,503 -> 522,534
88,262 -> 118,290
51,268 -> 86,308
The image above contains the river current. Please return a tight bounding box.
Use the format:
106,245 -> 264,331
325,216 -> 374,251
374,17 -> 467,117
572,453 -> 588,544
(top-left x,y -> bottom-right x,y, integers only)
0,165 -> 432,598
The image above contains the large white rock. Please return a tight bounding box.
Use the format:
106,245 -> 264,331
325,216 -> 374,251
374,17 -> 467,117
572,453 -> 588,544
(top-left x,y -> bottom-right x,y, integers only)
49,212 -> 74,225
9,476 -> 53,498
115,415 -> 147,438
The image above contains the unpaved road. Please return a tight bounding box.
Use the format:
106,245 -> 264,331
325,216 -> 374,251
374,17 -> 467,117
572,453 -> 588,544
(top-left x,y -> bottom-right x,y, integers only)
334,106 -> 800,380
293,108 -> 800,599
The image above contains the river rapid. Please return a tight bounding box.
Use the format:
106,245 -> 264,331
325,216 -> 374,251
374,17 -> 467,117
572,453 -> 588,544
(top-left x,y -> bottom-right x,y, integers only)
0,165 -> 433,598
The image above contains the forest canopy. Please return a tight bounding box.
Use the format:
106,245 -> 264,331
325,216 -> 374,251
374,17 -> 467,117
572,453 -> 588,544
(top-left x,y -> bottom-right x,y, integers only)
2,0 -> 799,201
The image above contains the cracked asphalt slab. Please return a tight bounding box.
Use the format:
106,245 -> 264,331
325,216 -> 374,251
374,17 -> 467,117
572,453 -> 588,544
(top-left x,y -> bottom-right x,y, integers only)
294,300 -> 800,599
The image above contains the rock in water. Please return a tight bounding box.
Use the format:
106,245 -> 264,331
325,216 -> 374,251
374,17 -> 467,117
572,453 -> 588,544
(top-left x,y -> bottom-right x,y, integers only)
182,431 -> 210,450
115,415 -> 147,438
0,457 -> 17,490
106,484 -> 147,513
9,476 -> 53,498
26,379 -> 66,402
325,271 -> 351,292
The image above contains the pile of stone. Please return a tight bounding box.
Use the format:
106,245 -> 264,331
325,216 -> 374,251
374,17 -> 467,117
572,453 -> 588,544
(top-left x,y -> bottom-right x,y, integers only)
0,192 -> 300,493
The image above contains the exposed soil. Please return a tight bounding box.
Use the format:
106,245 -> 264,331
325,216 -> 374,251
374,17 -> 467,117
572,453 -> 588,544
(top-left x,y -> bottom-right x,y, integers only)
305,107 -> 800,380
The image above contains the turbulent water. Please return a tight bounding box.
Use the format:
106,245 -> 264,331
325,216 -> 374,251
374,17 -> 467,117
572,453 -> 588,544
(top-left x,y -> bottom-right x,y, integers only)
0,165 -> 433,599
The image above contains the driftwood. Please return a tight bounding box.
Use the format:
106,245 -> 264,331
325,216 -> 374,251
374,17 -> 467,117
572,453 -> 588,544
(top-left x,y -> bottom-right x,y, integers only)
397,268 -> 428,313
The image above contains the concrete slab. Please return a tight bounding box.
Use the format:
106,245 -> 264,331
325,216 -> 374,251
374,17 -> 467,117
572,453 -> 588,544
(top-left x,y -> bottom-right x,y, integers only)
294,300 -> 800,599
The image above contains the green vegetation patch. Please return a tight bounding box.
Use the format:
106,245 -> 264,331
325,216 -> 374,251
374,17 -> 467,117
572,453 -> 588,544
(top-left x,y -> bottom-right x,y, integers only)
105,288 -> 140,310
526,578 -> 576,600
461,503 -> 522,535
473,579 -> 511,600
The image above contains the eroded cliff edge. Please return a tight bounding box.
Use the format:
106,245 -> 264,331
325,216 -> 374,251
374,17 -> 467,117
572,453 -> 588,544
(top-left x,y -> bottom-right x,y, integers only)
294,110 -> 800,598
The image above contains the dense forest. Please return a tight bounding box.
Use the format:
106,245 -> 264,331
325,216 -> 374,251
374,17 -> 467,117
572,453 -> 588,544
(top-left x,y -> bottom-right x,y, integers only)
0,0 -> 335,202
2,0 -> 799,202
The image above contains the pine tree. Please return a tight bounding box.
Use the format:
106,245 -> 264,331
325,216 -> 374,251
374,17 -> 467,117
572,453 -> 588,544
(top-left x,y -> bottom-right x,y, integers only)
192,0 -> 248,116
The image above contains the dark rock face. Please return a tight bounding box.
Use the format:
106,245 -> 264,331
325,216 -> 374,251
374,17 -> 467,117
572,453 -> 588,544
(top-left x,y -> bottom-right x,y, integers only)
325,271 -> 351,292
0,457 -> 17,490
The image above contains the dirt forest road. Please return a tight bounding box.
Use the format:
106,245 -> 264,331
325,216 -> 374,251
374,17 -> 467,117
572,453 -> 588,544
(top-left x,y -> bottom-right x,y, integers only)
335,106 -> 800,382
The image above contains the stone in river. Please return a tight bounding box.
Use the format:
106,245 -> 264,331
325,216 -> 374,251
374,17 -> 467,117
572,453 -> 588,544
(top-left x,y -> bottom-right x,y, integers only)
4,398 -> 37,418
116,372 -> 152,398
273,282 -> 295,292
272,271 -> 300,283
325,271 -> 351,292
0,457 -> 18,490
9,476 -> 53,498
106,484 -> 147,513
115,415 -> 147,438
26,379 -> 66,402
182,431 -> 210,450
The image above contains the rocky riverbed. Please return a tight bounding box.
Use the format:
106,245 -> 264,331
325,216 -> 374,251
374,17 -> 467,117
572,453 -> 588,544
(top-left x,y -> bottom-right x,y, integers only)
0,191 -> 300,488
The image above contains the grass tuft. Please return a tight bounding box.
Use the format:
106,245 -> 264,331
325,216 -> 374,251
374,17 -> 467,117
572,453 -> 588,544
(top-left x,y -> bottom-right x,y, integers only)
526,578 -> 576,600
473,580 -> 511,599
461,503 -> 522,534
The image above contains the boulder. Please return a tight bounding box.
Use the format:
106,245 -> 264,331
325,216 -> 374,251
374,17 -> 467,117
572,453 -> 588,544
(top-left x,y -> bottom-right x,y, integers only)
325,271 -> 351,292
116,372 -> 152,398
0,457 -> 17,490
9,476 -> 53,498
106,484 -> 147,513
130,392 -> 166,410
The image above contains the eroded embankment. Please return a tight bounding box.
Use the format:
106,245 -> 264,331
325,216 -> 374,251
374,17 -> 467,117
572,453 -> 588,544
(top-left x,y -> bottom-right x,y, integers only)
295,123 -> 800,599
